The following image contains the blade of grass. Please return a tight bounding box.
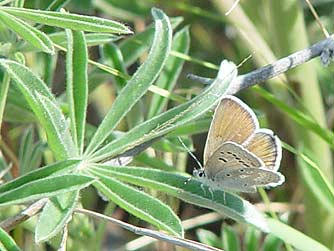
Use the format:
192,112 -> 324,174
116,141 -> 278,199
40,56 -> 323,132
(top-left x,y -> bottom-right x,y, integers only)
0,227 -> 21,251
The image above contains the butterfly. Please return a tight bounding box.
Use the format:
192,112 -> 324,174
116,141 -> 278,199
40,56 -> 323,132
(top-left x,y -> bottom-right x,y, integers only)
193,95 -> 285,193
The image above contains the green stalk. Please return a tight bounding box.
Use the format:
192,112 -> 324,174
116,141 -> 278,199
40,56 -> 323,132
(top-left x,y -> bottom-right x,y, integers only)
267,1 -> 333,247
211,0 -> 333,247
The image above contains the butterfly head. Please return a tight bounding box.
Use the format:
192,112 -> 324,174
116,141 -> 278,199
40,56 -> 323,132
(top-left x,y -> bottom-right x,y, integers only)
193,168 -> 206,179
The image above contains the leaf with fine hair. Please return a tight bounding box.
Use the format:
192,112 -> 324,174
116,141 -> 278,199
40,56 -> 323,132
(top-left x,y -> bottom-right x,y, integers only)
85,8 -> 172,155
89,172 -> 184,237
90,60 -> 237,162
35,191 -> 79,242
0,6 -> 132,34
0,60 -> 77,159
0,10 -> 54,54
66,29 -> 88,154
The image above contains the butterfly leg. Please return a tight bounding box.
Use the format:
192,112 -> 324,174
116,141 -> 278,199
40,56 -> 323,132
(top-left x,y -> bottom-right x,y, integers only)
184,176 -> 192,185
208,186 -> 214,200
223,191 -> 226,205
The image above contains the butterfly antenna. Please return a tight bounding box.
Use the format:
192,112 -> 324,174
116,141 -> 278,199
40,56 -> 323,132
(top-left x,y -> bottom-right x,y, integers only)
177,136 -> 203,170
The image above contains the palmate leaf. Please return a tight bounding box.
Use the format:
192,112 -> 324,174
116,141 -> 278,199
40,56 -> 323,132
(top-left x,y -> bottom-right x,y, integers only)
89,165 -> 331,251
89,165 -> 268,231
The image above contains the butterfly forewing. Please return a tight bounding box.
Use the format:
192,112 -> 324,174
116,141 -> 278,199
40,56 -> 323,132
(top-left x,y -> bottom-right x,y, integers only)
243,129 -> 282,171
204,96 -> 259,164
204,141 -> 264,178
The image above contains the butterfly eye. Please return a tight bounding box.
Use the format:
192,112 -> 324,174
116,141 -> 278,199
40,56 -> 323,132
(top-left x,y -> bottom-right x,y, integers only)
198,171 -> 205,177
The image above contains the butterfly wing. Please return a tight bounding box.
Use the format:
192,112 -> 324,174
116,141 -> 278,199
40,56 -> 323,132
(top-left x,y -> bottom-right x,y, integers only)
204,141 -> 264,178
243,129 -> 282,171
213,167 -> 285,192
203,95 -> 259,164
203,141 -> 284,192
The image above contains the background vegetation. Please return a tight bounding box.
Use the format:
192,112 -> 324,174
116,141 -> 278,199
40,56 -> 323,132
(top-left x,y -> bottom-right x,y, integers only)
0,0 -> 333,250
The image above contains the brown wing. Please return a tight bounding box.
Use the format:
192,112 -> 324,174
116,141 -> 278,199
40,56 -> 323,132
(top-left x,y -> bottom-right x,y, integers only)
243,129 -> 282,171
204,141 -> 264,178
203,95 -> 259,164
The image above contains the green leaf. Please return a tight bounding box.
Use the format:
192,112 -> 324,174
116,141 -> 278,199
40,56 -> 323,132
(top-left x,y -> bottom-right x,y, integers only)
35,92 -> 78,159
134,152 -> 174,170
89,165 -> 269,232
0,227 -> 21,251
90,173 -> 183,237
297,150 -> 334,211
66,29 -> 88,154
0,73 -> 10,131
254,86 -> 334,149
147,26 -> 190,118
1,7 -> 132,34
35,191 -> 79,242
85,8 -> 172,155
51,32 -> 119,47
0,60 -> 77,160
263,234 -> 283,251
45,0 -> 71,11
0,10 -> 54,54
196,229 -> 221,248
101,43 -> 143,128
21,32 -> 119,52
3,104 -> 36,123
0,174 -> 93,206
244,227 -> 260,251
90,61 -> 237,162
168,117 -> 211,136
266,218 -> 330,251
283,143 -> 334,211
120,17 -> 183,66
222,225 -> 240,251
18,127 -> 45,174
0,160 -> 80,194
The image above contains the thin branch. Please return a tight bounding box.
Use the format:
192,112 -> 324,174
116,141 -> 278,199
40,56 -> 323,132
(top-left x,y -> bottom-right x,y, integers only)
58,224 -> 68,251
187,36 -> 334,94
74,208 -> 223,251
0,198 -> 48,231
124,202 -> 303,251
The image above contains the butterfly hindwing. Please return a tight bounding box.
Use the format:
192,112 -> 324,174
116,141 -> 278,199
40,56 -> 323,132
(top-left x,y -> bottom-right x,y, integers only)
212,167 -> 284,192
243,129 -> 282,171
